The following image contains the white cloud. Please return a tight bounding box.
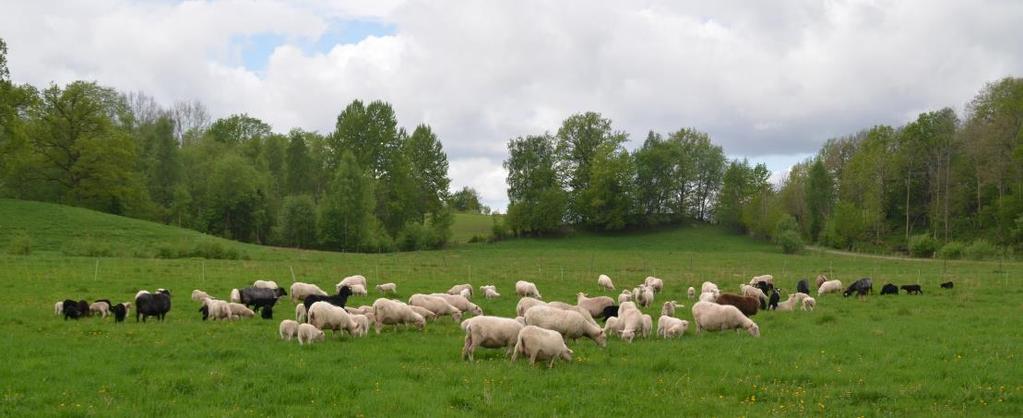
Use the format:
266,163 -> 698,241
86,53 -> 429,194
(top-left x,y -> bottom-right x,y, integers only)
4,0 -> 1023,211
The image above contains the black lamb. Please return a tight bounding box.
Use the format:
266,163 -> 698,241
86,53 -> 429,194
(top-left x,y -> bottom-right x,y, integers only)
303,286 -> 353,311
880,283 -> 899,295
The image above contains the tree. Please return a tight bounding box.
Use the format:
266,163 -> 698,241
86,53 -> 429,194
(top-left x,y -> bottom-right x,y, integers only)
580,143 -> 635,230
137,115 -> 180,209
404,124 -> 451,219
555,112 -> 628,223
505,135 -> 566,235
329,100 -> 400,176
207,114 -> 271,144
450,187 -> 485,213
805,159 -> 833,241
205,154 -> 267,242
279,195 -> 318,248
633,132 -> 675,224
716,159 -> 768,230
284,129 -> 315,197
319,151 -> 377,251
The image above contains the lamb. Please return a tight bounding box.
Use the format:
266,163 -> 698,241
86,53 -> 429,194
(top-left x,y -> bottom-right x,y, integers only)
308,301 -> 362,336
337,275 -> 367,293
597,274 -> 615,291
576,293 -> 615,318
89,300 -> 111,318
801,297 -> 816,311
698,292 -> 718,302
236,287 -> 287,311
252,280 -> 280,290
740,284 -> 768,309
62,299 -> 82,320
636,285 -> 655,308
515,281 -> 542,298
817,279 -> 843,295
768,289 -> 780,310
901,284 -> 923,295
227,302 -> 256,319
344,305 -> 374,316
482,286 -> 501,299
409,294 -> 463,322
191,289 -> 211,302
617,306 -> 644,342
229,289 -> 240,303
775,293 -> 810,312
375,283 -> 397,294
409,305 -> 439,321
691,301 -> 760,337
796,279 -> 811,295
701,281 -> 720,297
279,319 -> 299,340
54,301 -> 64,316
660,300 -> 681,317
603,316 -> 625,337
657,316 -> 689,339
429,293 -> 484,316
198,298 -> 231,321
644,276 -> 664,293
940,281 -> 954,289
511,325 -> 574,368
447,284 -> 473,298
371,298 -> 426,334
843,278 -> 873,298
295,304 -> 307,322
547,301 -> 599,326
297,323 -> 325,345
641,314 -> 653,338
110,303 -> 129,322
290,282 -> 328,303
880,283 -> 899,295
815,274 -> 829,289
523,305 -> 607,347
302,286 -> 354,311
461,316 -> 525,361
349,284 -> 368,296
749,274 -> 774,286
617,291 -> 633,304
350,314 -> 371,337
716,293 -> 759,317
515,297 -> 546,317
687,286 -> 696,300
135,289 -> 171,322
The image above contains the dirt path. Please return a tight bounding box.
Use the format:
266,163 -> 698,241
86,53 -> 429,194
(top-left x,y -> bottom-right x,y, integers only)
806,246 -> 936,262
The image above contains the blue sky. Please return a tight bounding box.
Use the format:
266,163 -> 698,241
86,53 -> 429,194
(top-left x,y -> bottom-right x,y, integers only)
236,19 -> 396,72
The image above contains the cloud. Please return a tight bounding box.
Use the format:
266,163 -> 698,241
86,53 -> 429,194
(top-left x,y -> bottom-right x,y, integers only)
4,0 -> 1023,210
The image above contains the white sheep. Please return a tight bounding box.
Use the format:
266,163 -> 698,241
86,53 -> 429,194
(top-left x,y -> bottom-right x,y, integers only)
290,282 -> 327,303
687,287 -> 696,300
204,299 -> 232,321
576,293 -> 615,318
350,314 -> 371,337
617,307 -> 644,343
227,302 -> 255,319
461,316 -> 525,361
308,301 -> 361,336
337,275 -> 367,293
741,284 -> 767,303
637,285 -> 655,308
279,319 -> 299,340
547,301 -> 599,326
375,283 -> 397,294
344,306 -> 373,316
191,289 -> 211,302
372,298 -> 426,334
691,301 -> 760,337
297,323 -> 325,345
701,281 -> 720,295
818,279 -> 843,295
89,301 -> 110,318
644,276 -> 664,293
802,296 -> 816,311
447,284 -> 473,298
229,289 -> 241,303
511,325 -> 573,368
409,305 -> 439,321
515,280 -> 542,298
409,294 -> 463,322
657,316 -> 689,339
524,305 -> 607,347
660,300 -> 681,317
617,290 -> 633,304
515,296 -> 546,317
776,293 -> 810,312
749,274 -> 774,286
482,287 -> 501,299
698,292 -> 717,302
349,284 -> 368,296
603,316 -> 625,337
641,314 -> 653,338
53,301 -> 63,316
295,304 -> 307,322
253,280 -> 280,289
458,288 -> 472,299
597,274 -> 615,291
815,274 -> 829,289
429,293 -> 484,316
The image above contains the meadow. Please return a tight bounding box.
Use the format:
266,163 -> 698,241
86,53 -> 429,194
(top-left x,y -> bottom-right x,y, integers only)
1,200 -> 1021,416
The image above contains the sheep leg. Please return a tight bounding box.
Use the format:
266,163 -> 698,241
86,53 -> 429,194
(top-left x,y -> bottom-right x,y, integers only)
548,357 -> 556,368
529,350 -> 539,366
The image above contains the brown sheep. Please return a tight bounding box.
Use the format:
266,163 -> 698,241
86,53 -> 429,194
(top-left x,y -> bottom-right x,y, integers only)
715,293 -> 759,318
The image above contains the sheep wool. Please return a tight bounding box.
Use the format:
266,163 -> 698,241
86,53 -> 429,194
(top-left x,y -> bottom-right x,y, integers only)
511,325 -> 573,368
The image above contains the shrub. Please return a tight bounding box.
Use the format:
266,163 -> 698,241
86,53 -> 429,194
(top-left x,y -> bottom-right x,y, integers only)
908,234 -> 937,258
936,241 -> 965,260
6,234 -> 32,255
776,230 -> 804,254
490,216 -> 510,242
152,240 -> 241,260
397,222 -> 435,251
964,239 -> 998,260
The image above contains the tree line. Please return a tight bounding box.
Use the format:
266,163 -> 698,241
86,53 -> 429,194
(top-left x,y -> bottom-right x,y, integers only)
0,38 -> 454,252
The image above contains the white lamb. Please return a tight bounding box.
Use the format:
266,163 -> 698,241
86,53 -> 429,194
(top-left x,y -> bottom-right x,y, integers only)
660,300 -> 681,317
205,299 -> 232,321
296,323 -> 324,345
229,289 -> 241,303
349,284 -> 368,296
482,287 -> 501,299
701,281 -> 720,295
515,280 -> 542,298
375,283 -> 397,294
337,275 -> 367,293
53,301 -> 63,316
344,306 -> 373,316
372,298 -> 426,334
576,293 -> 615,318
523,305 -> 607,347
511,325 -> 573,368
691,301 -> 760,337
818,279 -> 843,295
698,292 -> 717,302
89,301 -> 110,318
409,294 -> 463,322
597,274 -> 615,291
429,293 -> 484,316
253,280 -> 279,289
228,302 -> 255,319
603,316 -> 625,337
350,314 -> 371,337
191,289 -> 211,302
741,284 -> 767,303
295,304 -> 307,322
776,293 -> 810,312
617,307 -> 644,343
657,316 -> 689,339
461,316 -> 525,361
802,296 -> 816,311
617,291 -> 633,304
279,319 -> 299,340
644,276 -> 664,293
641,314 -> 653,338
637,285 -> 655,308
687,287 -> 696,300
308,301 -> 362,336
515,296 -> 546,317
447,284 -> 473,298
290,282 -> 327,303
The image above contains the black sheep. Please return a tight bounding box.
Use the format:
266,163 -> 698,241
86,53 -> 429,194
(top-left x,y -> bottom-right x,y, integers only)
768,290 -> 780,310
754,281 -> 774,294
796,279 -> 810,295
260,305 -> 273,319
62,299 -> 81,320
901,284 -> 923,295
940,281 -> 954,289
843,278 -> 873,298
237,287 -> 286,311
599,305 -> 619,322
880,283 -> 899,295
136,289 -> 172,322
110,303 -> 128,322
303,286 -> 353,311
77,300 -> 90,317
198,305 -> 210,321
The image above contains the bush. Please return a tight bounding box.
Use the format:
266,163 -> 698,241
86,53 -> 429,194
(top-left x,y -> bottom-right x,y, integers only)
776,230 -> 804,254
908,234 -> 937,258
6,234 -> 32,255
964,239 -> 998,260
397,222 -> 436,251
936,241 -> 965,260
490,216 -> 510,242
152,240 -> 241,260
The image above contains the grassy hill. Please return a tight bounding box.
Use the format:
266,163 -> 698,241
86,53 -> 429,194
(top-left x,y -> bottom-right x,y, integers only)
450,211 -> 498,243
1,199 -> 1021,416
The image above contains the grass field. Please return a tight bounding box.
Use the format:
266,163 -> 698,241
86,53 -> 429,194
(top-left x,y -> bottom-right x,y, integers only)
450,212 -> 498,243
1,200 -> 1021,416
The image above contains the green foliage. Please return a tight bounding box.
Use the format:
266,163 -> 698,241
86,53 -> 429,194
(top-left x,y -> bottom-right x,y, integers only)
450,187 -> 486,214
279,195 -> 318,248
206,114 -> 271,144
908,234 -> 938,258
776,230 -> 804,254
319,152 -> 377,251
805,159 -> 833,241
580,143 -> 634,231
6,233 -> 30,255
936,241 -> 965,259
823,201 -> 868,250
964,239 -> 998,260
505,135 -> 566,235
555,112 -> 628,223
205,154 -> 268,242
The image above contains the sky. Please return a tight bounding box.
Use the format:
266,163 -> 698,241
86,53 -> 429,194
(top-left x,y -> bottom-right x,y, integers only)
4,0 -> 1022,210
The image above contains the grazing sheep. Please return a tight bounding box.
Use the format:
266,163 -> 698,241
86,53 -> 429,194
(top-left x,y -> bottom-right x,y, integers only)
252,280 -> 280,290
716,293 -> 759,317
597,274 -> 615,291
461,316 -> 525,360
547,301 -> 599,326
796,279 -> 810,295
302,286 -> 354,311
691,301 -> 760,337
515,297 -> 547,317
940,281 -> 954,289
701,281 -> 720,296
636,285 -> 655,308
54,301 -> 64,316
880,283 -> 899,295
901,284 -> 923,295
236,287 -> 287,311
191,290 -> 211,302
515,281 -> 542,298
110,303 -> 129,322
295,304 -> 307,322
203,299 -> 232,321
660,300 -> 681,317
617,307 -> 644,343
641,314 -> 653,338
576,293 -> 615,318
603,316 -> 625,337
511,325 -> 574,368
349,284 -> 368,296
768,289 -> 780,310
290,282 -> 328,303
843,278 -> 873,298
447,284 -> 473,298
89,300 -> 111,318
77,300 -> 90,317
687,286 -> 696,300
775,293 -> 810,312
482,287 -> 501,299
657,316 -> 689,339
749,275 -> 774,286
741,284 -> 768,309
230,289 -> 241,303
279,320 -> 299,340
375,283 -> 397,294
135,289 -> 171,322
227,302 -> 256,319
599,305 -> 619,322
350,314 -> 371,337
698,292 -> 718,302
62,299 -> 82,320
644,276 -> 664,293
801,297 -> 816,311
344,305 -> 374,316
618,291 -> 633,304
429,293 -> 484,316
817,279 -> 843,295
815,274 -> 829,289
524,305 -> 607,347
260,306 -> 273,319
371,298 -> 426,334
308,301 -> 362,336
297,323 -> 325,345
337,275 -> 367,293
409,294 -> 463,322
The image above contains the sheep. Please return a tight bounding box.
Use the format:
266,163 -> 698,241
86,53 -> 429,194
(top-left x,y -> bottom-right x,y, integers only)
252,280 -> 280,290
901,284 -> 923,295
371,298 -> 426,334
290,282 -> 328,303
303,286 -> 353,311
135,289 -> 171,322
603,316 -> 625,337
54,301 -> 64,316
636,285 -> 655,308
62,299 -> 82,320
297,323 -> 325,345
511,325 -> 574,368
740,284 -> 768,309
687,287 -> 696,300
350,314 -> 371,337
775,293 -> 810,312
547,301 -> 599,326
644,276 -> 664,293
515,296 -> 546,317
344,305 -> 374,316
308,301 -> 362,336
482,287 -> 501,299
691,301 -> 760,337
843,278 -> 873,298
407,305 -> 438,321
236,287 -> 286,311
617,307 -> 644,343
817,279 -> 843,295
77,300 -> 90,317
295,304 -> 307,322
337,275 -> 367,293
716,293 -> 759,317
230,289 -> 241,303
880,283 -> 899,295
202,299 -> 232,321
523,305 -> 607,347
657,316 -> 689,339
701,281 -> 720,296
617,291 -> 633,304
597,274 -> 615,291
89,300 -> 111,318
599,305 -> 619,322
279,319 -> 299,340
815,274 -> 829,289
375,283 -> 397,294
447,284 -> 473,298
349,284 -> 368,296
749,274 -> 774,286
768,289 -> 780,310
429,293 -> 484,316
660,300 -> 681,317
796,279 -> 811,295
641,314 -> 653,338
409,294 -> 463,322
227,302 -> 256,319
801,297 -> 816,311
110,303 -> 129,322
190,289 -> 211,302
515,281 -> 542,298
698,292 -> 717,302
461,316 -> 525,360
576,293 -> 615,318
940,281 -> 954,289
